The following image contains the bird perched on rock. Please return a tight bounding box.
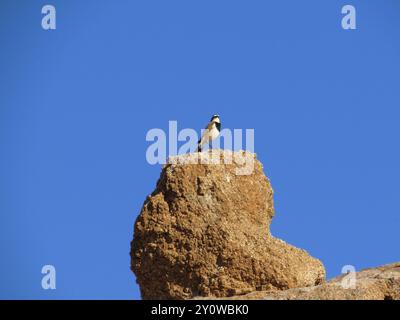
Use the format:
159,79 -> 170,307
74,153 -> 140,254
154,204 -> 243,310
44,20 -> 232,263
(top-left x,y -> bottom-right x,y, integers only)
197,115 -> 221,152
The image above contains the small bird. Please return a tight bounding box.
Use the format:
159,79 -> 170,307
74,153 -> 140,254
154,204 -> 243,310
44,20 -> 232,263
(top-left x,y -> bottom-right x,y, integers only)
197,115 -> 221,152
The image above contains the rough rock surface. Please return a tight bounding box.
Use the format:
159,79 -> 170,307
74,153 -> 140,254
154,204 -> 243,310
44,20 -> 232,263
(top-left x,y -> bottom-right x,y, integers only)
206,262 -> 400,300
131,150 -> 325,299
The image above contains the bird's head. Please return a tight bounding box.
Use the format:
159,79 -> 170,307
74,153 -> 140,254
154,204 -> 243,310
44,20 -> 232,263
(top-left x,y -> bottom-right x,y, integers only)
210,114 -> 220,123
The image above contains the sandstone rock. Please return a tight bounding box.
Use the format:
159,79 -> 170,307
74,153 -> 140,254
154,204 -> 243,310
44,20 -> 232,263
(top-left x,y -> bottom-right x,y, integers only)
207,262 -> 400,300
130,150 -> 325,300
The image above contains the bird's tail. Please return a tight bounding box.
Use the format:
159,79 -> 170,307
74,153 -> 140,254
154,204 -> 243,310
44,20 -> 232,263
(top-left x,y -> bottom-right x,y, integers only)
197,139 -> 202,152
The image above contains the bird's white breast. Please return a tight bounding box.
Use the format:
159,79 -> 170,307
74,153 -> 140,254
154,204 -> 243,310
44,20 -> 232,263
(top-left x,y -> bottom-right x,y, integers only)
200,123 -> 220,146
209,126 -> 220,140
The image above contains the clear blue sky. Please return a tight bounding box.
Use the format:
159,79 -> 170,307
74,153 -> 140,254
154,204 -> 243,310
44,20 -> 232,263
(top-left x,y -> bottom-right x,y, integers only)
1,0 -> 399,299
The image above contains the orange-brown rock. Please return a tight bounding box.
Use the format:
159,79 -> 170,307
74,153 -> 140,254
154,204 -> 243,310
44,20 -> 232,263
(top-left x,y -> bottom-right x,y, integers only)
130,150 -> 325,299
203,262 -> 400,300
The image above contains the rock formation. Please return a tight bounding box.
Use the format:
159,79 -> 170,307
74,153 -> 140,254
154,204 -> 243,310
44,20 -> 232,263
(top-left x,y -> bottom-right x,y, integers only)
130,150 -> 325,299
200,262 -> 400,300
